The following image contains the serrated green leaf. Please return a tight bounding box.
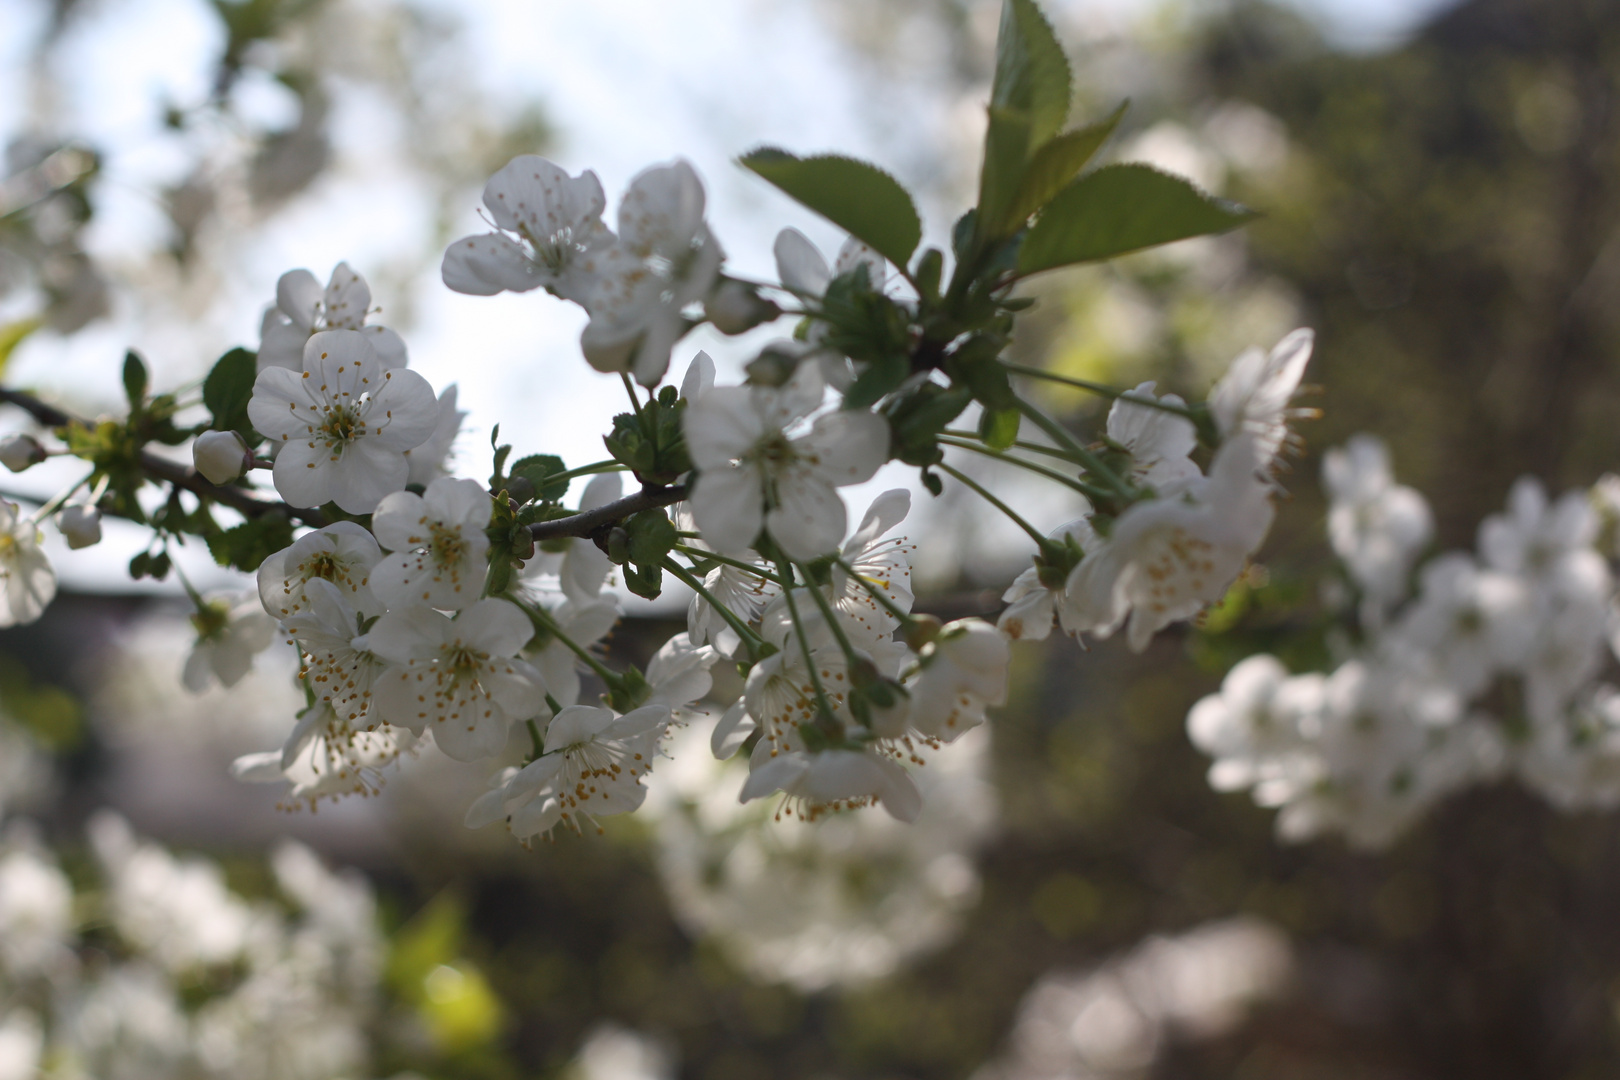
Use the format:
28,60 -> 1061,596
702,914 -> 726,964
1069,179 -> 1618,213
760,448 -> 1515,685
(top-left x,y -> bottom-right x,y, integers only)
977,105 -> 1035,245
992,0 -> 1072,147
122,351 -> 148,411
206,510 -> 295,572
1000,102 -> 1126,231
203,347 -> 258,434
739,148 -> 921,269
509,454 -> 569,502
1017,164 -> 1256,277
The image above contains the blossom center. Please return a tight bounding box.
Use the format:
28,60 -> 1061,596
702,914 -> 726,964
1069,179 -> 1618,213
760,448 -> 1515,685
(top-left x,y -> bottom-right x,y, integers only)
319,402 -> 368,448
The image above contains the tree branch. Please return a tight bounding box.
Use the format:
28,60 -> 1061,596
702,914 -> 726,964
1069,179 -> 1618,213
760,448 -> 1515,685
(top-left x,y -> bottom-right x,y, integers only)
0,386 -> 328,528
528,482 -> 687,541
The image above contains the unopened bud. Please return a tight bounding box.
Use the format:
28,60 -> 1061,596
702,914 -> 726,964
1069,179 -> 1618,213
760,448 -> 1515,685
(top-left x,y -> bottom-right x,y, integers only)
58,504 -> 102,549
0,435 -> 46,473
705,279 -> 780,335
193,430 -> 252,485
744,343 -> 800,388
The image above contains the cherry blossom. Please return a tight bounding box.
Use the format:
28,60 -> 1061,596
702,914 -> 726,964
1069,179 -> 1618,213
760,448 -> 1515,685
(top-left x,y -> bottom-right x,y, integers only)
1208,327 -> 1313,472
441,156 -> 614,303
257,521 -> 384,620
0,501 -> 54,629
1107,382 -> 1200,492
369,599 -> 545,762
258,262 -> 407,372
182,596 -> 275,693
248,329 -> 439,514
685,363 -> 888,562
370,477 -> 493,611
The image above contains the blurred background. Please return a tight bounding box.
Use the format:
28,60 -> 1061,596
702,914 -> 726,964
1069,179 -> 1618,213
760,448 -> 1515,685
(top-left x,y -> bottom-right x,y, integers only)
4,0 -> 1620,1076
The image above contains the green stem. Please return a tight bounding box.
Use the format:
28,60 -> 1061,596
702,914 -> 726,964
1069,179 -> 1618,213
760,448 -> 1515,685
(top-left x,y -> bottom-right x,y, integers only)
29,471 -> 94,523
793,559 -> 864,672
527,717 -> 545,759
1001,361 -> 1201,422
938,462 -> 1049,549
943,428 -> 1079,465
673,544 -> 789,586
620,371 -> 645,421
554,460 -> 628,484
938,435 -> 1114,503
1013,395 -> 1135,501
661,557 -> 766,656
776,563 -> 840,726
519,598 -> 621,687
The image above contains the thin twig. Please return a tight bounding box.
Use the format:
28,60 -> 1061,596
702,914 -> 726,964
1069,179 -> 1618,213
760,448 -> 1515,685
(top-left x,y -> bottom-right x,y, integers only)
527,483 -> 688,542
0,385 -> 328,527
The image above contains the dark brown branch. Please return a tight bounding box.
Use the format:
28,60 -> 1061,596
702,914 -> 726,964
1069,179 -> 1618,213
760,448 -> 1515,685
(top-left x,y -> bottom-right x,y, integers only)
0,386 -> 328,528
528,483 -> 687,541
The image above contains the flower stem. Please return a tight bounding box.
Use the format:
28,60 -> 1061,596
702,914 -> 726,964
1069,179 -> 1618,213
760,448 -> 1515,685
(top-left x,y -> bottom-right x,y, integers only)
620,371 -> 645,422
673,544 -> 789,586
518,598 -> 622,688
938,435 -> 1112,503
1012,394 -> 1135,501
1001,361 -> 1201,421
937,462 -> 1049,548
776,562 -> 842,730
661,557 -> 767,657
554,460 -> 628,484
942,429 -> 1080,466
793,558 -> 864,671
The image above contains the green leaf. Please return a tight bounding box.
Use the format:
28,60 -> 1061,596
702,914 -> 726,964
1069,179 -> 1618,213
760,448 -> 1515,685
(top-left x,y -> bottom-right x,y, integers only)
0,317 -> 42,379
509,454 -> 569,502
979,406 -> 1022,450
843,355 -> 911,410
625,507 -> 677,567
991,0 -> 1072,146
977,106 -> 1035,246
206,510 -> 295,572
739,148 -> 922,269
122,351 -> 149,411
1000,102 -> 1126,231
1017,164 -> 1256,277
203,347 -> 258,435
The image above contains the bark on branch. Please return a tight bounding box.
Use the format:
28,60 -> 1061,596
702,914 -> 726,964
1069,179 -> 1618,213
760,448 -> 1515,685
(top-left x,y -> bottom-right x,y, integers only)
527,483 -> 688,542
0,386 -> 328,528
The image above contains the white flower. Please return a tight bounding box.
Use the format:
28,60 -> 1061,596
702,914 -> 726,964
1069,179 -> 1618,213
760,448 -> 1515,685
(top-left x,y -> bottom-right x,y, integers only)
1521,554 -> 1610,722
280,579 -> 393,728
740,746 -> 922,823
643,632 -> 718,721
1386,553 -> 1531,698
686,546 -> 774,658
1479,476 -> 1597,581
1208,327 -> 1313,471
0,844 -> 73,974
1186,654 -> 1324,805
830,489 -> 914,646
1322,434 -> 1432,608
193,430 -> 253,485
183,596 -> 276,692
370,476 -> 492,611
772,228 -> 888,389
492,704 -> 672,838
0,501 -> 54,628
580,160 -> 724,387
231,705 -> 416,808
403,384 -> 466,487
248,329 -> 439,513
57,503 -> 101,549
530,595 -> 621,708
685,363 -> 888,562
904,619 -> 1009,744
258,262 -> 407,371
441,156 -> 615,303
998,517 -> 1097,642
1064,435 -> 1275,651
369,599 -> 545,762
1518,684 -> 1620,811
1107,382 -> 1200,492
257,520 -> 384,620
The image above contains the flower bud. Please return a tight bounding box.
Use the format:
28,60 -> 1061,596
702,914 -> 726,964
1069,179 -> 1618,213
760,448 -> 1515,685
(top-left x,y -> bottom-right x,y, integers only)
0,435 -> 46,473
58,505 -> 102,549
744,343 -> 801,388
903,613 -> 943,652
704,279 -> 779,335
193,430 -> 252,485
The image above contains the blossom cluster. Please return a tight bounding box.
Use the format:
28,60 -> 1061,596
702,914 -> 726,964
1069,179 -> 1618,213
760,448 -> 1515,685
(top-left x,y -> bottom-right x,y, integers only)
0,812 -> 386,1080
1189,434 -> 1620,848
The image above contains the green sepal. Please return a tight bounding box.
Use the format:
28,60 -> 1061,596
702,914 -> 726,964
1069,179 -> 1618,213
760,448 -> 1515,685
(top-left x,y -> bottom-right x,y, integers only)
122,351 -> 149,413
